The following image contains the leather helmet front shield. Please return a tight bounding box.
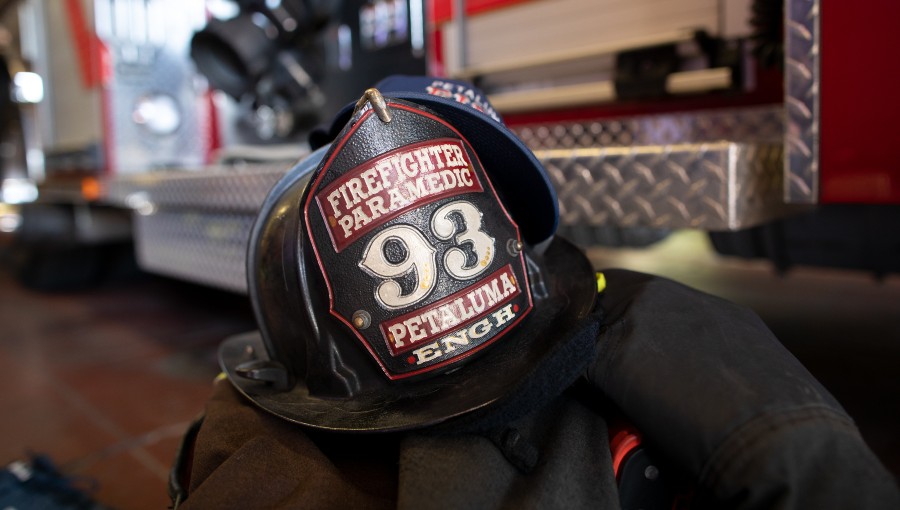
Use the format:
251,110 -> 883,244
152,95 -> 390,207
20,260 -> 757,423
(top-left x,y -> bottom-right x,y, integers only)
303,100 -> 533,380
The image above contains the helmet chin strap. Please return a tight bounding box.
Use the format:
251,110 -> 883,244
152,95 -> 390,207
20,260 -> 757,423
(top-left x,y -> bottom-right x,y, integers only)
425,301 -> 604,474
428,301 -> 604,436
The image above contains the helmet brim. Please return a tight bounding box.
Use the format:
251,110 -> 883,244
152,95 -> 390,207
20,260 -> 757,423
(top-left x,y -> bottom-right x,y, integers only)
219,235 -> 597,432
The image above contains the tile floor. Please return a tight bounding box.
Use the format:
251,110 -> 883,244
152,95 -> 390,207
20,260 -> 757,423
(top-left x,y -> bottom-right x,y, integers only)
0,267 -> 256,509
0,231 -> 897,509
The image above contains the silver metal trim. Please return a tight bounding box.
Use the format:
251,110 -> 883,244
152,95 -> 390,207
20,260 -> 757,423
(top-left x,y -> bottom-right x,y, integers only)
453,0 -> 468,70
784,0 -> 820,203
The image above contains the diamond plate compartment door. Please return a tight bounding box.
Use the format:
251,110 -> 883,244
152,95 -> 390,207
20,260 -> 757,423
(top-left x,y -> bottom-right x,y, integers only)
538,142 -> 789,233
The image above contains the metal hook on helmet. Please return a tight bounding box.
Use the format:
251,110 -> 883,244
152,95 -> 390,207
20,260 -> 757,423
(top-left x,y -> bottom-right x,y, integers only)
353,88 -> 392,123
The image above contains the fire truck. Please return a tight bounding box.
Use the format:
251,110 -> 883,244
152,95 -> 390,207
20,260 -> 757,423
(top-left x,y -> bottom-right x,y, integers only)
1,0 -> 898,291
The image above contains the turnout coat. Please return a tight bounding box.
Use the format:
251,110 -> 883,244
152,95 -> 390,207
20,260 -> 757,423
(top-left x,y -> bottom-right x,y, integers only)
171,270 -> 899,509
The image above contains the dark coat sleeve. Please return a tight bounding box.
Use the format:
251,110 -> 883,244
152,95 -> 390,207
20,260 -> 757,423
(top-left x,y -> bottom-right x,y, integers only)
587,269 -> 900,509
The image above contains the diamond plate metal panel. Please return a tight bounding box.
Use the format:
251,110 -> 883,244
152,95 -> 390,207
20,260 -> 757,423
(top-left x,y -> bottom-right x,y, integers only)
104,163 -> 292,212
538,142 -> 789,231
785,0 -> 820,203
108,162 -> 300,294
134,210 -> 255,293
512,106 -> 784,151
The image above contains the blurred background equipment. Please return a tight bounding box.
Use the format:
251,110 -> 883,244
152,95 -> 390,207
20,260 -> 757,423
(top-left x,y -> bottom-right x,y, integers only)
0,0 -> 213,288
0,0 -> 898,291
0,0 -> 428,289
108,0 -> 429,291
189,0 -> 333,141
191,0 -> 426,144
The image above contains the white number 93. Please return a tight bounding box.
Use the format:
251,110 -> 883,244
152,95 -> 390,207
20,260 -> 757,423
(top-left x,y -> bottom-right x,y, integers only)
359,200 -> 496,310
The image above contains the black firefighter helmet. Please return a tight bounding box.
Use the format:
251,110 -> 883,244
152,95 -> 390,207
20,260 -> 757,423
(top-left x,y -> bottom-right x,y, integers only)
219,76 -> 601,432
